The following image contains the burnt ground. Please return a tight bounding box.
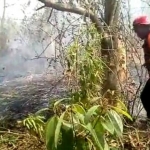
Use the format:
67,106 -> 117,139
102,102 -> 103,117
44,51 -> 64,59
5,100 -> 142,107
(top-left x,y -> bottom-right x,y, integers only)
0,74 -> 68,150
0,74 -> 68,121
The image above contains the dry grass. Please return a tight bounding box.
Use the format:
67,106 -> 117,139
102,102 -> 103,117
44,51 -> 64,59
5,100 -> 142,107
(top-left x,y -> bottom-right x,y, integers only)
0,128 -> 46,150
1,121 -> 150,150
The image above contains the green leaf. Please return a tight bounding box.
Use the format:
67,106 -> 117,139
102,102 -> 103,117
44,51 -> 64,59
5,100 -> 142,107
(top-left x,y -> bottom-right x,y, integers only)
107,110 -> 123,137
94,132 -> 110,150
54,112 -> 65,148
90,97 -> 101,103
104,140 -> 110,150
112,106 -> 132,121
75,112 -> 85,124
72,105 -> 85,124
84,105 -> 99,124
76,138 -> 88,150
72,104 -> 86,115
54,98 -> 70,109
116,99 -> 127,111
26,123 -> 30,130
58,123 -> 74,150
31,119 -> 38,132
85,123 -> 105,150
101,116 -> 115,135
110,148 -> 118,150
93,117 -> 105,134
46,115 -> 58,150
63,121 -> 72,128
35,108 -> 50,115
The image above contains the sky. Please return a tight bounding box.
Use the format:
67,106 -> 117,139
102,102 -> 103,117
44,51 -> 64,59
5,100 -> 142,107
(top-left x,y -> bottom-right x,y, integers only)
0,0 -> 147,23
0,0 -> 39,22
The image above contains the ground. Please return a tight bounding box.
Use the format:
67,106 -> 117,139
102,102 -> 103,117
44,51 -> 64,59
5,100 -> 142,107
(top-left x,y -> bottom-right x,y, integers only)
0,74 -> 67,122
0,74 -> 150,150
0,128 -> 46,150
0,74 -> 67,150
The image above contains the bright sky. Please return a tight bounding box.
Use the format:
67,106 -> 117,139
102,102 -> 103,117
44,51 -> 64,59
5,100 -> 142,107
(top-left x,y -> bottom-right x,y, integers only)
0,0 -> 148,23
0,0 -> 40,22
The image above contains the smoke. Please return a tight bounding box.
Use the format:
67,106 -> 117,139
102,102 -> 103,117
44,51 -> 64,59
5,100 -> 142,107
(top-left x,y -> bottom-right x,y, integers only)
0,28 -> 63,83
0,1 -> 81,83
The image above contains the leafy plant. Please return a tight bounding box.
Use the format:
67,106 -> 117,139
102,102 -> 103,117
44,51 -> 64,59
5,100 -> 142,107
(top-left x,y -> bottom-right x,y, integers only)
23,114 -> 45,138
45,99 -> 132,150
45,24 -> 132,150
66,24 -> 105,104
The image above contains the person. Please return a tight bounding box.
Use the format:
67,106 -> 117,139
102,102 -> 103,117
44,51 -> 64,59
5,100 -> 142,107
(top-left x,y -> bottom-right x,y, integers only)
133,15 -> 150,119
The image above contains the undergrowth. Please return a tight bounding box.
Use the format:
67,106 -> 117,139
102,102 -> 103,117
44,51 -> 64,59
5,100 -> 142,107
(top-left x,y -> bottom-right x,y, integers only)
3,24 -> 148,150
21,24 -> 132,150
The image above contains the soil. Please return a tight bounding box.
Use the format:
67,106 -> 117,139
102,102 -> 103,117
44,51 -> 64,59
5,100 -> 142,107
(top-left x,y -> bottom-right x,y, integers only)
0,73 -> 68,150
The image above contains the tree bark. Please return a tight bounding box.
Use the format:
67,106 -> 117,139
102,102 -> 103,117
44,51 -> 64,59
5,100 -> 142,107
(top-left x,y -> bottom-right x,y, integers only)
101,0 -> 126,96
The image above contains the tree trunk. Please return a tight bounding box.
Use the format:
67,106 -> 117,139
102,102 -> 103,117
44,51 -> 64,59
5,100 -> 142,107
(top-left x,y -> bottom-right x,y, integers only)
101,0 -> 126,98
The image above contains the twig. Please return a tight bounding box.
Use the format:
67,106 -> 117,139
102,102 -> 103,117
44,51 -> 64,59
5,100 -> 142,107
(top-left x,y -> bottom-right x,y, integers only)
0,130 -> 26,136
36,5 -> 46,11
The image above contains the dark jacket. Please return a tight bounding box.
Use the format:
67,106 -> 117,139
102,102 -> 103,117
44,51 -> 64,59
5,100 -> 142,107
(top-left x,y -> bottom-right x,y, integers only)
142,34 -> 150,71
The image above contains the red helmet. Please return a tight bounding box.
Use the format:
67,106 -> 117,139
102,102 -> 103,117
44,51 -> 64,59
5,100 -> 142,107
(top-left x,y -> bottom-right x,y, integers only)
133,16 -> 150,25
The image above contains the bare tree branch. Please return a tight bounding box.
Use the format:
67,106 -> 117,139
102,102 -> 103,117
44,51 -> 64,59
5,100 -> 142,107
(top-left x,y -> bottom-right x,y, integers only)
47,8 -> 53,22
36,5 -> 46,10
37,0 -> 103,32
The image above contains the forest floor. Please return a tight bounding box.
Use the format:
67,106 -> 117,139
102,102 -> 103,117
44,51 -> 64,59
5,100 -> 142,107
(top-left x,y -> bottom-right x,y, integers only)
0,74 -> 67,150
0,74 -> 150,150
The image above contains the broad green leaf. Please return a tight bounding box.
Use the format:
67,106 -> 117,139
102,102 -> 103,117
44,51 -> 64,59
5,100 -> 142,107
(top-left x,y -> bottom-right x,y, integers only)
84,105 -> 100,124
93,117 -> 105,134
101,117 -> 115,135
76,138 -> 88,150
54,112 -> 65,148
72,104 -> 86,114
45,115 -> 58,150
85,123 -> 105,150
108,110 -> 123,137
112,106 -> 132,121
58,123 -> 74,150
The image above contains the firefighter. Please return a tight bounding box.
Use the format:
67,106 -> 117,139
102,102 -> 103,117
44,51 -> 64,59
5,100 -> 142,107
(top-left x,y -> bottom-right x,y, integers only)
133,15 -> 150,119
